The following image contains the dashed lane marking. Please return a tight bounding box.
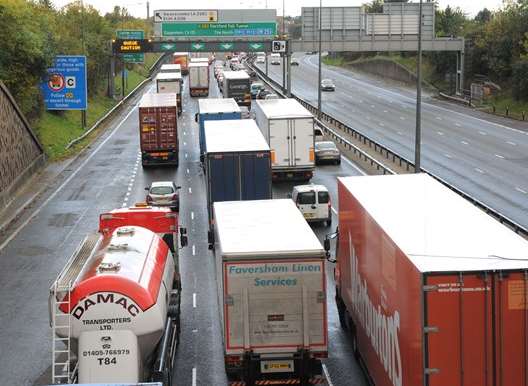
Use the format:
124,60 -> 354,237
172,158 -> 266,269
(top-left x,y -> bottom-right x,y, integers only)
437,131 -> 444,136
188,187 -> 192,194
475,168 -> 485,174
479,131 -> 487,136
516,187 -> 527,194
191,211 -> 194,220
192,367 -> 197,386
461,141 -> 469,145
495,154 -> 505,159
507,141 -> 517,146
193,292 -> 197,308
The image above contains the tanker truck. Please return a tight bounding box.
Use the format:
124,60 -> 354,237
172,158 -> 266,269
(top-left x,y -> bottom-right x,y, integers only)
49,204 -> 188,385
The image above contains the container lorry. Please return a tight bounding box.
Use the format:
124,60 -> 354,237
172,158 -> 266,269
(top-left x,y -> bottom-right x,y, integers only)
155,72 -> 183,115
254,99 -> 315,181
222,71 -> 251,107
330,173 -> 528,386
160,64 -> 181,75
172,52 -> 189,75
211,199 -> 328,386
49,204 -> 188,385
138,93 -> 178,167
204,119 -> 272,225
196,98 -> 241,161
188,62 -> 210,97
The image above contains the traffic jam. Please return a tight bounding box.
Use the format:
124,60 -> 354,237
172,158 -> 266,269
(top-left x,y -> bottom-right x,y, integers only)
47,49 -> 528,386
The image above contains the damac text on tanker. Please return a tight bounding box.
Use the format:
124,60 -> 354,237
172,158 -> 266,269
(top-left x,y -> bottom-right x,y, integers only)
349,233 -> 402,386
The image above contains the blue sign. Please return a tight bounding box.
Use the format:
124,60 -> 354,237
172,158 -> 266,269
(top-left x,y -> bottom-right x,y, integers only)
41,55 -> 87,110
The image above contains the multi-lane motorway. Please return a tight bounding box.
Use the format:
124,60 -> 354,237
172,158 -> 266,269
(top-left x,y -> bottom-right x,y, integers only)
257,54 -> 528,230
0,68 -> 367,385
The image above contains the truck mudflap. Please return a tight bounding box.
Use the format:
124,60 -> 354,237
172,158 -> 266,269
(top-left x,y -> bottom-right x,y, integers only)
227,350 -> 324,386
142,150 -> 179,167
272,169 -> 313,182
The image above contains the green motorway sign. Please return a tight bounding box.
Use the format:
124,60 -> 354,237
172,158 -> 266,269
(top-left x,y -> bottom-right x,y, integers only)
161,22 -> 276,38
116,30 -> 145,63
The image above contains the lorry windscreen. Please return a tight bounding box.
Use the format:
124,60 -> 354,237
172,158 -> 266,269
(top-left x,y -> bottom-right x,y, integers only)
297,192 -> 316,205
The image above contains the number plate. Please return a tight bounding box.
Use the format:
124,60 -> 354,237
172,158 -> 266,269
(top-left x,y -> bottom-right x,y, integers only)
303,213 -> 314,218
260,360 -> 294,374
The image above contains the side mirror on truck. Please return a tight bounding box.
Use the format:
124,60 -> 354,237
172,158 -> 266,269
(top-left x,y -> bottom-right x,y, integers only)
324,229 -> 339,263
180,227 -> 188,248
194,113 -> 199,123
207,230 -> 215,250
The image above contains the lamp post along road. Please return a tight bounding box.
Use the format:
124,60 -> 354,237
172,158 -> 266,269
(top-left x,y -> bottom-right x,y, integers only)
415,0 -> 423,173
317,0 -> 322,120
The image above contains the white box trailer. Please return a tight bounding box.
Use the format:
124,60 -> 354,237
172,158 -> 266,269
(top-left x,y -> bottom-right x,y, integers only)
155,72 -> 183,115
159,63 -> 181,75
189,62 -> 209,97
212,199 -> 328,385
254,99 -> 315,181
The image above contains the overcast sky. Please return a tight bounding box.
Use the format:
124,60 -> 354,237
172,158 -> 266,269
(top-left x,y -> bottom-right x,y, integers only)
53,0 -> 504,18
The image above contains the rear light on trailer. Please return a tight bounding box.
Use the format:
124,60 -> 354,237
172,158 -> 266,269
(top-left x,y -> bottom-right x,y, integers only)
270,150 -> 276,164
225,355 -> 243,367
309,147 -> 315,162
312,352 -> 328,359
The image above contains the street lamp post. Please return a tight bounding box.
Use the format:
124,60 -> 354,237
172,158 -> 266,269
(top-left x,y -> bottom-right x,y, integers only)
317,0 -> 322,119
414,0 -> 423,173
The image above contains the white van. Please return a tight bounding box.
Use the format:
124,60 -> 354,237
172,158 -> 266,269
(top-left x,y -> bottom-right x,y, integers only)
270,53 -> 281,65
290,184 -> 332,226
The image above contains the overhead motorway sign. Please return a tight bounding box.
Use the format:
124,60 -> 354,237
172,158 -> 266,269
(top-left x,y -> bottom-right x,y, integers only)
151,41 -> 272,52
117,30 -> 145,63
154,9 -> 277,39
161,22 -> 276,38
154,10 -> 218,22
41,55 -> 87,110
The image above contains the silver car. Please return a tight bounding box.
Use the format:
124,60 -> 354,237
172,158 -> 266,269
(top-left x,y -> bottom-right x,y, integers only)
314,141 -> 341,165
145,181 -> 180,211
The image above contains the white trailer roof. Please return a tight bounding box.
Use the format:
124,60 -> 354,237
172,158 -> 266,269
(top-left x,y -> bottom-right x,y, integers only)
339,174 -> 528,273
214,199 -> 324,259
155,72 -> 182,81
204,119 -> 269,154
189,62 -> 209,68
255,98 -> 313,119
191,57 -> 209,63
160,64 -> 181,72
198,98 -> 241,114
223,70 -> 249,80
139,93 -> 177,108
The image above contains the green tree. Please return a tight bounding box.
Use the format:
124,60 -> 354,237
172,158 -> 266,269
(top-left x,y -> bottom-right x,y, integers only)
363,0 -> 383,13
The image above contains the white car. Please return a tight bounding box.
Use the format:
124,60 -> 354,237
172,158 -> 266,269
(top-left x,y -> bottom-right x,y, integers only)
264,93 -> 279,100
145,181 -> 181,211
290,184 -> 332,226
256,56 -> 265,63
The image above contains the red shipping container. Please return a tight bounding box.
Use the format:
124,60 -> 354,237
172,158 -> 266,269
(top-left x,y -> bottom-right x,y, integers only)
334,174 -> 528,386
138,93 -> 178,167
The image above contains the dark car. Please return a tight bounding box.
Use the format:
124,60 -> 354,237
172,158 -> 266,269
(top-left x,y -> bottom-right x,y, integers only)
314,141 -> 341,165
321,79 -> 336,91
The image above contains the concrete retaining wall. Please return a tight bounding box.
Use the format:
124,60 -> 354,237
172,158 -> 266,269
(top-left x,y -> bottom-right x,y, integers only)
0,82 -> 45,210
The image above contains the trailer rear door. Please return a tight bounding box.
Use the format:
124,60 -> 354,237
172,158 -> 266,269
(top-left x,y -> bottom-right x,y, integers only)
425,271 -> 528,386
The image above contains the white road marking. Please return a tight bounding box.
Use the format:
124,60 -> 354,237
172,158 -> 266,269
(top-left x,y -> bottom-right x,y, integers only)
475,168 -> 485,174
183,131 -> 187,135
436,116 -> 442,120
193,292 -> 197,308
437,131 -> 444,136
479,131 -> 487,136
322,364 -> 334,386
127,187 -> 132,192
383,110 -> 388,113
188,187 -> 192,194
184,142 -> 187,146
0,104 -> 139,253
379,123 -> 385,127
121,203 -> 127,208
397,131 -> 403,136
331,207 -> 337,215
495,154 -> 505,159
185,153 -> 188,159
370,105 -> 375,108
342,156 -> 367,176
455,123 -> 462,127
192,244 -> 196,256
400,116 -> 405,120
125,192 -> 130,197
191,211 -> 194,220
507,141 -> 517,146
192,367 -> 196,386
461,140 -> 469,145
516,187 -> 528,194
444,153 -> 452,159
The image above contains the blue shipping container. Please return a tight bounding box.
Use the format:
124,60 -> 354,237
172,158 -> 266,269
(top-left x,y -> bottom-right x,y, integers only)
197,98 -> 241,159
204,120 -> 272,222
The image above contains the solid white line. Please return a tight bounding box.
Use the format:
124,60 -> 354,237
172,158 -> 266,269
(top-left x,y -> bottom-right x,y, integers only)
193,293 -> 197,308
322,364 -> 334,386
475,168 -> 485,174
495,154 -> 505,159
0,103 -> 139,253
516,187 -> 527,194
342,156 -> 367,176
191,211 -> 194,220
192,367 -> 197,386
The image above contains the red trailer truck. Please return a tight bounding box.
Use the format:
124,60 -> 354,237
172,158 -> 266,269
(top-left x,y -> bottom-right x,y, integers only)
139,93 -> 178,167
330,173 -> 528,386
173,52 -> 189,75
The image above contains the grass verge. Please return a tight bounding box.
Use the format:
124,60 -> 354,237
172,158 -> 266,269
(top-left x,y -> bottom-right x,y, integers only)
480,92 -> 528,121
34,53 -> 162,160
